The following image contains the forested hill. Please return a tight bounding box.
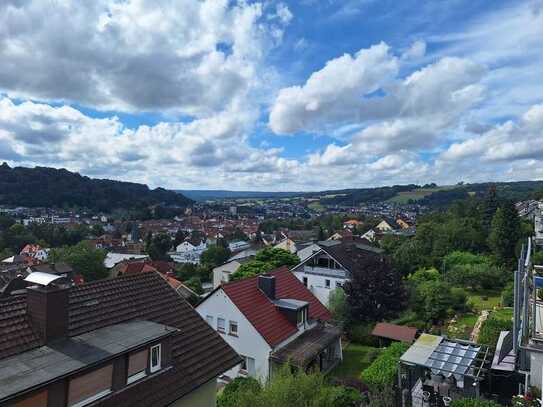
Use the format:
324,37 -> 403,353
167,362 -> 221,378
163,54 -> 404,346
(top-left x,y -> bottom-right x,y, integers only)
0,163 -> 192,211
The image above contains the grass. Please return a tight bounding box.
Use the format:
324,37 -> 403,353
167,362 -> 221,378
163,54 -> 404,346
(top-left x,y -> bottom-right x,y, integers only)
466,289 -> 501,312
329,344 -> 382,379
447,313 -> 478,340
308,201 -> 325,212
386,186 -> 454,204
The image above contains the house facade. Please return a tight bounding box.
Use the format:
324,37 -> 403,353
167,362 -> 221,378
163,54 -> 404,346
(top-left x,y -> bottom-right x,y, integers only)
0,272 -> 240,407
197,267 -> 342,383
291,240 -> 384,307
170,239 -> 207,264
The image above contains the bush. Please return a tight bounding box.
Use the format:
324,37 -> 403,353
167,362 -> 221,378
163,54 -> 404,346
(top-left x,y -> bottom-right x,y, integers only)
218,377 -> 262,407
329,288 -> 349,325
445,263 -> 504,290
501,282 -> 514,307
220,365 -> 361,407
360,342 -> 409,388
412,280 -> 469,324
450,399 -> 501,407
408,268 -> 441,284
478,312 -> 512,348
347,323 -> 378,346
442,251 -> 491,273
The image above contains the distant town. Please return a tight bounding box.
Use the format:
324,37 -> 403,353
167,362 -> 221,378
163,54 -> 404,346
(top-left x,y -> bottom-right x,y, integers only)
2,172 -> 543,406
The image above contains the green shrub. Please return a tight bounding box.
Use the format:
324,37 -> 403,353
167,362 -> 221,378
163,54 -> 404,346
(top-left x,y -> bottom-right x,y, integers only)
360,342 -> 409,388
501,282 -> 514,307
445,263 -> 504,290
412,280 -> 469,324
442,251 -> 491,273
478,312 -> 512,348
218,377 -> 262,407
408,268 -> 441,284
347,323 -> 378,346
450,399 -> 501,407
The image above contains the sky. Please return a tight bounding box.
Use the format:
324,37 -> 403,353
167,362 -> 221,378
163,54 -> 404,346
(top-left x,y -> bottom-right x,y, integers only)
0,0 -> 542,191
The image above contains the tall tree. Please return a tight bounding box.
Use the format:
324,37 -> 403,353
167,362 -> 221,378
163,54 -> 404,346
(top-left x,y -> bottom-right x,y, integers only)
50,242 -> 108,282
344,255 -> 407,323
201,245 -> 231,268
488,201 -> 521,266
146,233 -> 172,260
481,185 -> 499,232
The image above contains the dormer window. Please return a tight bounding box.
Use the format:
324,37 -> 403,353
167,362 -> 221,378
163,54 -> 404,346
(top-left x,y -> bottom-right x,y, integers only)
127,349 -> 148,384
150,344 -> 162,373
297,308 -> 307,326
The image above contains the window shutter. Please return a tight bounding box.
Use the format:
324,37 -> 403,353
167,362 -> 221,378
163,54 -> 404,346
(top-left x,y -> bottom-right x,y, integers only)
68,364 -> 113,407
128,349 -> 148,377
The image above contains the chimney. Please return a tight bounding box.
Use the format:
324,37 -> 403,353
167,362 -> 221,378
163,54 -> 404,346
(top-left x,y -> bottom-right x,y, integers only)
27,284 -> 69,343
258,274 -> 276,300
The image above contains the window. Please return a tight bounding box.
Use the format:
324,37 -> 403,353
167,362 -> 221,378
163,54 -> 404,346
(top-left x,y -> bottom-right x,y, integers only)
297,308 -> 307,326
13,391 -> 48,407
325,279 -> 331,288
206,315 -> 213,326
239,355 -> 248,373
68,364 -> 112,407
303,277 -> 308,287
127,348 -> 148,384
336,281 -> 343,288
150,344 -> 161,373
229,321 -> 238,336
217,317 -> 226,333
239,355 -> 256,377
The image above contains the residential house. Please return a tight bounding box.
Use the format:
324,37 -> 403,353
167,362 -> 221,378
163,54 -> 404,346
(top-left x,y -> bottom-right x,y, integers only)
212,249 -> 259,288
343,219 -> 362,230
104,252 -> 149,272
273,238 -> 297,254
169,238 -> 207,264
375,217 -> 400,232
197,267 -> 341,383
291,240 -> 384,307
0,271 -> 240,407
20,244 -> 49,261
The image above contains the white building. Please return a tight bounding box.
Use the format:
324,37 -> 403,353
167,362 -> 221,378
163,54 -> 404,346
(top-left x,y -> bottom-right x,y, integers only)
228,240 -> 251,253
196,267 -> 342,383
291,240 -> 384,307
212,249 -> 258,288
169,239 -> 207,264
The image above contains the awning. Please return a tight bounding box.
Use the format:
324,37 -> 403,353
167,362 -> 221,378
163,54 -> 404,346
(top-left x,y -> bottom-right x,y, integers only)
270,324 -> 341,368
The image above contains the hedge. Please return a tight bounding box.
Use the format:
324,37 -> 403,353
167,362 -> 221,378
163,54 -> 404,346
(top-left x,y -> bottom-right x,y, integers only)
360,342 -> 409,387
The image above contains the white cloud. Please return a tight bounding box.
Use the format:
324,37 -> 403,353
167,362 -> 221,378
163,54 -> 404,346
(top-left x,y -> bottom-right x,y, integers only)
0,0 -> 288,117
401,40 -> 426,60
269,42 -> 399,134
442,104 -> 543,163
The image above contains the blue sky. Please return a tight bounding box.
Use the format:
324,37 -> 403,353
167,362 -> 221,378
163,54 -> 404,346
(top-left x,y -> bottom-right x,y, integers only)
0,0 -> 542,191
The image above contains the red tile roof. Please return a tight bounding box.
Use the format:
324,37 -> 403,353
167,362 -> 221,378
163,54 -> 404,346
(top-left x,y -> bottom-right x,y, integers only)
371,322 -> 418,343
221,267 -> 331,347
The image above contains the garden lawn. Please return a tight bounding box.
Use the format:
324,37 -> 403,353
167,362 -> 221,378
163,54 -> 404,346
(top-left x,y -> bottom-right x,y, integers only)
467,290 -> 501,312
330,344 -> 382,379
447,313 -> 478,340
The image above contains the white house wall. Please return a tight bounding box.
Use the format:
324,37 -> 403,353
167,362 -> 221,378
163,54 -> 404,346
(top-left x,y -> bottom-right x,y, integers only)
212,261 -> 241,289
292,270 -> 345,307
196,289 -> 272,382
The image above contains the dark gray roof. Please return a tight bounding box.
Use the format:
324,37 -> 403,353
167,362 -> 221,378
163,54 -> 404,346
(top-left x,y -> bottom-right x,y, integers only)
0,320 -> 175,401
270,324 -> 341,368
273,299 -> 308,310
